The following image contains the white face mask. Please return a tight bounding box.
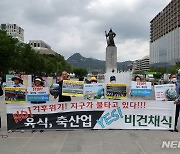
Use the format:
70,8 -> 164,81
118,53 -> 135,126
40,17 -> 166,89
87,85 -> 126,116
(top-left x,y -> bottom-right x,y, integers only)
91,82 -> 97,84
110,80 -> 116,83
171,78 -> 177,83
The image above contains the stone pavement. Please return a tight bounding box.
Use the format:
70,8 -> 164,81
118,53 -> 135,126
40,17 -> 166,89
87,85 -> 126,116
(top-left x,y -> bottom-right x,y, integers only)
0,96 -> 180,154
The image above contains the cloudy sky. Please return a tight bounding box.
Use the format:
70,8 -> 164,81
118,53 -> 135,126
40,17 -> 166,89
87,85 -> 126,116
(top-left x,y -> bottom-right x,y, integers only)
0,0 -> 171,62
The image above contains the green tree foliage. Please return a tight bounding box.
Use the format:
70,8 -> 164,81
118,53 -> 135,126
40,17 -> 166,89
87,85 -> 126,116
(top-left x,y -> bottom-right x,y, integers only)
149,66 -> 166,74
169,64 -> 180,74
0,30 -> 72,76
73,68 -> 88,78
0,30 -> 18,73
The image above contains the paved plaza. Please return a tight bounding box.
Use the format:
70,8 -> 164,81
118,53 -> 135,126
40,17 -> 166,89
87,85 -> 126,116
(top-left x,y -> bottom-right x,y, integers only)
0,96 -> 180,154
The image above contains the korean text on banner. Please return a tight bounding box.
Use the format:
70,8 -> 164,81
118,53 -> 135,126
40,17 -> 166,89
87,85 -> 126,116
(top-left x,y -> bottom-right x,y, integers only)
6,99 -> 175,130
27,87 -> 49,102
131,81 -> 152,96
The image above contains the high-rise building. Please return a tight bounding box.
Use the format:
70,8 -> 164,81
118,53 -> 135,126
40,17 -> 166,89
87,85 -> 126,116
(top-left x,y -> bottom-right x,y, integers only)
132,56 -> 150,73
150,0 -> 180,66
29,40 -> 56,55
0,24 -> 24,42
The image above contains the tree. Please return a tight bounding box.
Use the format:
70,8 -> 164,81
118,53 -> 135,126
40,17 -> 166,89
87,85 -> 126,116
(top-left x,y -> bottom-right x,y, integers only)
73,68 -> 88,78
0,30 -> 73,77
170,64 -> 180,74
0,30 -> 18,74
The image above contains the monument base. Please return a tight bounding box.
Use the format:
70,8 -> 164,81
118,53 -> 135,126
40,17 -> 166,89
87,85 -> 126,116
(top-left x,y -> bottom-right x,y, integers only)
106,46 -> 117,73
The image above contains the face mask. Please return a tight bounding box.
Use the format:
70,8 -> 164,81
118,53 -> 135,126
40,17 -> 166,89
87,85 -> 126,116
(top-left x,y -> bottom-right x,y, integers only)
110,81 -> 116,83
91,82 -> 97,84
171,78 -> 177,83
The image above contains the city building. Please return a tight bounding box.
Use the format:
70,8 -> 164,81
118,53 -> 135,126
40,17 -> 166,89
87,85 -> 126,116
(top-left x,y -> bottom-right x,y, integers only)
0,23 -> 24,42
132,56 -> 150,73
150,0 -> 180,66
29,40 -> 56,55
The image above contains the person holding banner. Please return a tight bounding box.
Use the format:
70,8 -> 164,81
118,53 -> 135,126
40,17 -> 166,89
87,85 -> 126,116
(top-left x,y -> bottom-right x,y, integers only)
31,77 -> 45,104
134,75 -> 142,82
0,84 -> 3,96
130,75 -> 144,100
11,75 -> 23,87
90,77 -> 97,84
33,77 -> 44,87
169,74 -> 180,132
54,71 -> 71,102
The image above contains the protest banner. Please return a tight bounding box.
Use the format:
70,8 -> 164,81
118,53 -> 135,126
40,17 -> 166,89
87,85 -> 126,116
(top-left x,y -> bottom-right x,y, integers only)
27,87 -> 49,102
5,87 -> 26,104
6,99 -> 175,130
105,72 -> 131,86
106,83 -> 126,99
131,81 -> 152,96
154,84 -> 176,101
21,75 -> 32,87
42,77 -> 53,87
6,74 -> 14,87
84,83 -> 104,99
62,80 -> 84,97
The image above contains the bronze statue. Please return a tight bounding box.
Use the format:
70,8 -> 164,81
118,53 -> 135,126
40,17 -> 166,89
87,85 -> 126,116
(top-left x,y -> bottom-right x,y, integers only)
105,28 -> 116,46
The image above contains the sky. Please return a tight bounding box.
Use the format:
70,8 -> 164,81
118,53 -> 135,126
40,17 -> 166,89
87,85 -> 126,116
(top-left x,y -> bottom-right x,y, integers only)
0,0 -> 171,62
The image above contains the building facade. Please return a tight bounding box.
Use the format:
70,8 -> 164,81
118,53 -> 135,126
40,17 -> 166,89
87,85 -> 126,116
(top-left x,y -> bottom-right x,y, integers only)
0,24 -> 24,42
133,56 -> 150,73
150,0 -> 180,66
29,40 -> 56,55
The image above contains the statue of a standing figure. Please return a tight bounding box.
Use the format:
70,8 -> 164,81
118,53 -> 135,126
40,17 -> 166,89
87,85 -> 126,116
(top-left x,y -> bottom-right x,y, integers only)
105,28 -> 116,46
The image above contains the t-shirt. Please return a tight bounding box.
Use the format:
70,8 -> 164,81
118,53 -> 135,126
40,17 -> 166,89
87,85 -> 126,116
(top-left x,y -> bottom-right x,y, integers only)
58,80 -> 71,102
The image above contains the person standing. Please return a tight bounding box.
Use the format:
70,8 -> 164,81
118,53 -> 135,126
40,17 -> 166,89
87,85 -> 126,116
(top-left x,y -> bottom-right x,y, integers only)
33,77 -> 44,87
169,74 -> 180,132
130,75 -> 145,100
90,77 -> 97,84
0,84 -> 3,96
54,71 -> 71,102
31,77 -> 45,104
11,75 -> 23,87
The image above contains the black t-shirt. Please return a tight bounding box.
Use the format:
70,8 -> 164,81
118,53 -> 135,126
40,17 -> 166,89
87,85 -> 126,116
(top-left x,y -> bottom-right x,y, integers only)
0,85 -> 3,96
58,80 -> 71,102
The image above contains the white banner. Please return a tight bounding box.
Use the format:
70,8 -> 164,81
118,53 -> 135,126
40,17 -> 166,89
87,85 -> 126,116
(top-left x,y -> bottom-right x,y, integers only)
154,84 -> 176,101
6,99 -> 176,130
131,81 -> 152,96
27,87 -> 49,95
21,75 -> 32,87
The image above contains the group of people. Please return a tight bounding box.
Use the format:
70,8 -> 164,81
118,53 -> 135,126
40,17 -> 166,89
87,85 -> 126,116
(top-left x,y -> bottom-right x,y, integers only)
133,74 -> 180,132
11,75 -> 45,88
61,72 -> 180,133
1,71 -> 180,132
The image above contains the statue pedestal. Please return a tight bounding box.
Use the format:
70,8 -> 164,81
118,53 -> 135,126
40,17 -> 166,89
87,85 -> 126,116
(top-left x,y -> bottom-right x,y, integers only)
106,46 -> 117,73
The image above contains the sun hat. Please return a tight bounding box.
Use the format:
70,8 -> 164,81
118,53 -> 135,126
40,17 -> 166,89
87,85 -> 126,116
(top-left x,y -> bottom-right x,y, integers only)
90,77 -> 97,81
12,75 -> 23,82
